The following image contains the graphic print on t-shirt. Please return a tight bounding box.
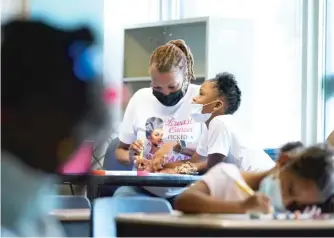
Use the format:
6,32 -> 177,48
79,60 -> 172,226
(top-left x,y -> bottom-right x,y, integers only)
144,117 -> 165,156
140,115 -> 200,164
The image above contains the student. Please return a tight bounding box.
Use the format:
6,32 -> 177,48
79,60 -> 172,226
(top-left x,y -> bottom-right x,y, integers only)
191,72 -> 275,171
174,143 -> 334,213
1,20 -> 109,236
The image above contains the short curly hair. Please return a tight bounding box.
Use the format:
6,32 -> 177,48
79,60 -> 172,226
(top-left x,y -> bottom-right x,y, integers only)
211,72 -> 241,114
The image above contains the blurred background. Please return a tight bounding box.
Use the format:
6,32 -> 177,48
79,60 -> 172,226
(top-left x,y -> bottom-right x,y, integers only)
1,0 -> 333,149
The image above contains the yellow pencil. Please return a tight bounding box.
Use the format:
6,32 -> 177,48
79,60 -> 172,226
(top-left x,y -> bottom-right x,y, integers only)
139,148 -> 144,159
235,180 -> 255,196
223,169 -> 274,213
139,139 -> 145,159
237,181 -> 274,214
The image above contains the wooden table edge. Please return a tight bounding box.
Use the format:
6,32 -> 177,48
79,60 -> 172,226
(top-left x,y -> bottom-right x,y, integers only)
50,209 -> 91,221
115,214 -> 334,230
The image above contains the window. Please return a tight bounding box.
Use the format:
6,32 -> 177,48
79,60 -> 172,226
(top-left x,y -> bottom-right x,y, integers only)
323,0 -> 334,139
179,0 -> 304,148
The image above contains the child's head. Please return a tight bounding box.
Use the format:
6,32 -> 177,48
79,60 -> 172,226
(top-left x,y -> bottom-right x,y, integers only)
192,72 -> 241,122
145,117 -> 164,146
1,20 -> 110,173
276,141 -> 304,165
261,143 -> 334,211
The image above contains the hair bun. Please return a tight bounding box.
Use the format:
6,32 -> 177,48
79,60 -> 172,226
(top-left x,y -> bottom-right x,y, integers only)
167,39 -> 195,81
168,39 -> 186,47
168,39 -> 188,54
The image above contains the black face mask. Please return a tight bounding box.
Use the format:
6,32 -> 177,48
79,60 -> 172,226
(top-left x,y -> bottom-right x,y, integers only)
153,89 -> 184,106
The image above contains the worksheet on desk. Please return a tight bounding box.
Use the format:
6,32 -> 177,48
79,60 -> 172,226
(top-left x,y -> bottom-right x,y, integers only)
98,170 -> 197,177
189,214 -> 254,220
195,213 -> 334,220
192,214 -> 292,220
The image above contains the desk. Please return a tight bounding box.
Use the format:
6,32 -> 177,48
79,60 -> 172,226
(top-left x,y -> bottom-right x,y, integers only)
50,209 -> 91,237
60,173 -> 201,201
116,213 -> 334,237
50,209 -> 90,221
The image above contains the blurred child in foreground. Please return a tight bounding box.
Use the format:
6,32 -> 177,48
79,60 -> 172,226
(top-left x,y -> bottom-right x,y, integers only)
1,19 -> 110,236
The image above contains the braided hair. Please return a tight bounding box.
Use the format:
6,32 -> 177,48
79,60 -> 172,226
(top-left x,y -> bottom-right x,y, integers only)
149,39 -> 195,93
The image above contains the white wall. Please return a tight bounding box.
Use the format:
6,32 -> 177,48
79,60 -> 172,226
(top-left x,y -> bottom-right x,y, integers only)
179,0 -> 304,148
103,0 -> 160,129
0,0 -> 26,22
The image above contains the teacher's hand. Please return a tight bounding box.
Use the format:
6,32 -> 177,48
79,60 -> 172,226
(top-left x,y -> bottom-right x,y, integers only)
129,140 -> 144,155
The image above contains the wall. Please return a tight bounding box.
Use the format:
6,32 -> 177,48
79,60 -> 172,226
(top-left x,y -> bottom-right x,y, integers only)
1,0 -> 27,22
179,0 -> 304,148
103,0 -> 160,128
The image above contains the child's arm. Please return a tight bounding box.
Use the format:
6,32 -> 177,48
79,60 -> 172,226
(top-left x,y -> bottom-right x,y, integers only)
241,168 -> 276,190
175,163 -> 272,214
207,153 -> 226,169
174,180 -> 246,213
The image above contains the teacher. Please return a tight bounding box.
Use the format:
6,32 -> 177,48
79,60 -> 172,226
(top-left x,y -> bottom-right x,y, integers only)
114,39 -> 206,202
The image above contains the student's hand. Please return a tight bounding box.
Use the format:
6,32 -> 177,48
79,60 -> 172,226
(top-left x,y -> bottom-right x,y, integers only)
151,142 -> 178,171
175,162 -> 198,175
242,193 -> 271,213
301,205 -> 322,216
129,140 -> 144,155
134,156 -> 152,171
151,153 -> 167,172
151,147 -> 171,171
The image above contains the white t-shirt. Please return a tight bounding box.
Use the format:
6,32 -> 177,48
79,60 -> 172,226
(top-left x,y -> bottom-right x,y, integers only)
119,84 -> 206,197
196,115 -> 275,171
202,163 -> 248,201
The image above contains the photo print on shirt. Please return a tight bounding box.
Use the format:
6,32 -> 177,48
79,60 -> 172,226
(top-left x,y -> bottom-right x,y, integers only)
141,116 -> 198,163
145,117 -> 164,155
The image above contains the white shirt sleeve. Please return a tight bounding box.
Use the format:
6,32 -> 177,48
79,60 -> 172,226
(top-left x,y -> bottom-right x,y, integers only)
207,118 -> 231,156
118,94 -> 137,144
201,163 -> 240,199
196,125 -> 208,157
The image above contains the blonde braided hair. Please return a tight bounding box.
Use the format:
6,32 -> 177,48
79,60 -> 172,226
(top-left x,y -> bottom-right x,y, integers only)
149,39 -> 195,92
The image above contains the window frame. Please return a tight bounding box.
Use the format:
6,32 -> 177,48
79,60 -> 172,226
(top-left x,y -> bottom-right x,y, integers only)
175,0 -> 328,145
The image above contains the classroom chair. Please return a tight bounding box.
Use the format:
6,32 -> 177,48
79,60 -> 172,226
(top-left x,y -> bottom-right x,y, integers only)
51,195 -> 91,209
98,137 -> 132,197
51,195 -> 91,237
1,227 -> 15,237
93,196 -> 173,237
